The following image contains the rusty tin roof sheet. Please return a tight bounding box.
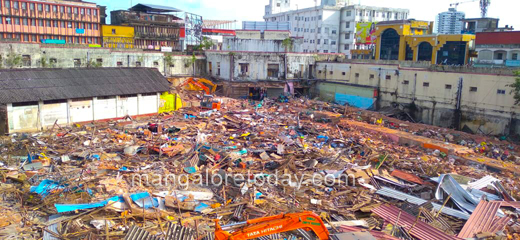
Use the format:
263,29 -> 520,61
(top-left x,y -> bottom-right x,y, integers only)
458,201 -> 503,238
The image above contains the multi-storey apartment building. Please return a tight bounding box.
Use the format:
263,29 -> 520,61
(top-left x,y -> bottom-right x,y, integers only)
0,0 -> 101,44
264,0 -> 409,58
435,8 -> 465,34
111,4 -> 182,51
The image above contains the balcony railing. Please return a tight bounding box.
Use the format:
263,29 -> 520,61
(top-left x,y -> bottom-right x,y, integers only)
135,32 -> 179,40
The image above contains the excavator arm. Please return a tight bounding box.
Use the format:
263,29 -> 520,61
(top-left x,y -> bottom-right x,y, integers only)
197,78 -> 217,93
214,212 -> 330,240
180,78 -> 211,95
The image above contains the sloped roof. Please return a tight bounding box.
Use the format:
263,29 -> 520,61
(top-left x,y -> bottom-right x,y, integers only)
129,3 -> 182,13
0,68 -> 170,104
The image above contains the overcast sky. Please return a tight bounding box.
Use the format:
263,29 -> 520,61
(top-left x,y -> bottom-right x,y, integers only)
91,0 -> 518,29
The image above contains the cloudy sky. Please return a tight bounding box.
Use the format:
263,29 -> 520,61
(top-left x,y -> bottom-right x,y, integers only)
91,0 -> 518,29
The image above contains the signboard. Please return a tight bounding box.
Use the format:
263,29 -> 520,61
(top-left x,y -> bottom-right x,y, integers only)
185,12 -> 203,46
88,44 -> 101,48
147,45 -> 154,50
161,46 -> 173,52
75,28 -> 85,34
355,22 -> 377,45
41,39 -> 66,44
410,21 -> 429,29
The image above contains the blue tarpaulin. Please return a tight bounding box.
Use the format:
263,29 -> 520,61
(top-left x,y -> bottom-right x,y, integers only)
130,192 -> 159,209
30,180 -> 67,198
55,196 -> 124,213
335,93 -> 374,110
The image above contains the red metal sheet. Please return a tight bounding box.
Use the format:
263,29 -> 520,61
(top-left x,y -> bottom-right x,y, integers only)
488,216 -> 511,233
496,201 -> 520,209
390,169 -> 425,185
371,205 -> 461,240
338,225 -> 400,240
458,201 -> 502,238
475,31 -> 520,45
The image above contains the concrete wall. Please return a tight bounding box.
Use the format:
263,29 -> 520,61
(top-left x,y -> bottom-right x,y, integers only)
223,37 -> 303,53
315,61 -> 520,135
6,93 -> 161,133
235,30 -> 262,39
264,31 -> 291,40
205,51 -> 319,81
0,42 -> 205,77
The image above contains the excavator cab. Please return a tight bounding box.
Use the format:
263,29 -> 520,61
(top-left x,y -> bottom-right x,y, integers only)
201,95 -> 221,111
214,212 -> 331,240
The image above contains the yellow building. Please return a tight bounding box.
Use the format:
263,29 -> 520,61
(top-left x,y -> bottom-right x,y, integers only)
373,20 -> 475,65
102,25 -> 135,49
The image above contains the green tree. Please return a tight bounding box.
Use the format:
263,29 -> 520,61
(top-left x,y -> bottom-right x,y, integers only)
40,57 -> 48,68
509,71 -> 520,105
282,38 -> 293,52
5,51 -> 21,69
164,54 -> 174,76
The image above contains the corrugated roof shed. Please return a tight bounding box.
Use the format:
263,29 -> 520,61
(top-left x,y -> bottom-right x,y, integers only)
0,68 -> 170,104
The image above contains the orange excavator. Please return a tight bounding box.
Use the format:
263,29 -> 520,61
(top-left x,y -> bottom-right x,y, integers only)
180,78 -> 217,95
214,212 -> 331,240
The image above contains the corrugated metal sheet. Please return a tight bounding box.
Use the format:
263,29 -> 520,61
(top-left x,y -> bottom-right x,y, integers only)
42,214 -> 61,240
124,225 -> 162,240
458,201 -> 502,238
0,68 -> 170,104
467,175 -> 499,190
435,174 -> 480,213
242,21 -> 291,31
391,169 -> 426,185
338,226 -> 399,240
488,216 -> 511,233
497,201 -> 520,209
376,187 -> 471,220
371,204 -> 462,240
124,223 -> 196,240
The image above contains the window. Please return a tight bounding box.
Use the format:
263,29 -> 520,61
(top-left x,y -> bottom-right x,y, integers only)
37,3 -> 42,11
68,22 -> 72,28
345,33 -> 350,39
46,20 -> 50,27
14,17 -> 19,25
513,53 -> 518,60
31,35 -> 36,41
423,82 -> 430,87
23,34 -> 28,41
52,5 -> 56,12
5,17 -> 11,24
332,30 -> 337,34
370,74 -> 375,79
344,44 -> 349,50
497,89 -> 506,94
22,18 -> 27,25
87,8 -> 91,15
324,50 -> 328,53
346,10 -> 351,17
53,20 -> 57,27
135,61 -> 141,67
318,15 -> 322,20
403,80 -> 409,85
497,53 -> 503,59
93,9 -> 97,16
386,75 -> 391,80
13,1 -> 18,9
38,19 -> 43,26
67,7 -> 71,13
21,1 -> 25,9
80,8 -> 84,15
117,61 -> 123,66
267,64 -> 279,78
324,39 -> 328,44
60,6 -> 64,13
96,58 -> 102,66
346,22 -> 350,28
21,55 -> 31,66
329,71 -> 333,75
325,27 -> 329,33
470,87 -> 477,92
93,24 -> 98,30
217,62 -> 221,75
343,72 -> 346,76
445,84 -> 452,89
355,73 -> 359,77
317,28 -> 321,34
59,21 -> 64,28
73,7 -> 78,14
50,58 -> 57,64
239,63 -> 249,76
45,4 -> 49,12
331,40 -> 336,45
4,0 -> 9,8
74,59 -> 81,68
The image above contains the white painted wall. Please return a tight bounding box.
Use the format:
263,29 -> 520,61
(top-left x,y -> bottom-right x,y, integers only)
8,104 -> 39,132
139,94 -> 158,115
117,96 -> 138,117
42,102 -> 68,126
69,99 -> 93,123
7,93 -> 161,133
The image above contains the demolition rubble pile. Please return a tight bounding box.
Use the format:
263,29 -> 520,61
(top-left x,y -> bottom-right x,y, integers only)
0,97 -> 519,239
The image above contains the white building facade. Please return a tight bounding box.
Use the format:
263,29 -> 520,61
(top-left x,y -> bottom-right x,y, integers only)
435,8 -> 465,34
264,0 -> 409,58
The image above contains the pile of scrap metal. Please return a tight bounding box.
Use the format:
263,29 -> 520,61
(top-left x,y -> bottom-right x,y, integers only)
0,96 -> 518,239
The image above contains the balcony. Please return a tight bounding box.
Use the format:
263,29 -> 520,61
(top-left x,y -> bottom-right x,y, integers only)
135,32 -> 179,40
